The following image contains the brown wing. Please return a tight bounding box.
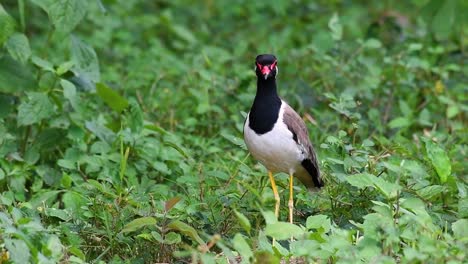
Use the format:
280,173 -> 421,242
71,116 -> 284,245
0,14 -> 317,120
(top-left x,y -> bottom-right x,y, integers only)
283,104 -> 323,188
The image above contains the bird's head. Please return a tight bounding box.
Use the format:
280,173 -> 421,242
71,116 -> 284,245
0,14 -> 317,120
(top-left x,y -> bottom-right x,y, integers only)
255,54 -> 278,80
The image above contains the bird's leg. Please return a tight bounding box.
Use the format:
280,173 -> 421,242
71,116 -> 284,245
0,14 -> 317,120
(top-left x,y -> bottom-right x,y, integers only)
288,173 -> 294,224
268,171 -> 280,219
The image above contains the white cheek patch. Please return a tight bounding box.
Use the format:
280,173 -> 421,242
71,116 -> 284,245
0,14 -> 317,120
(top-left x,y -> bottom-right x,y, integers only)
275,66 -> 278,77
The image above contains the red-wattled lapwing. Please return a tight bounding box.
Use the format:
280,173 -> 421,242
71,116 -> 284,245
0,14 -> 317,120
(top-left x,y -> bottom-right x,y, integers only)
244,54 -> 323,224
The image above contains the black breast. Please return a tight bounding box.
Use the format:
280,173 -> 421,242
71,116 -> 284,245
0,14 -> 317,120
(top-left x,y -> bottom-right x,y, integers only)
248,96 -> 282,134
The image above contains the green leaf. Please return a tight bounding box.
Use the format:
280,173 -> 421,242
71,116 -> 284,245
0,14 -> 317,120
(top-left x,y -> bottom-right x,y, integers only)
0,4 -> 16,45
416,185 -> 445,200
232,234 -> 253,261
346,173 -> 375,188
234,210 -> 251,234
164,232 -> 182,245
85,121 -> 116,143
171,24 -> 197,44
446,105 -> 460,119
62,191 -> 87,212
388,117 -> 411,129
127,98 -> 144,133
96,83 -> 129,112
347,173 -> 400,199
31,0 -> 87,34
17,92 -> 54,126
0,56 -> 36,93
121,217 -> 157,233
61,79 -> 80,110
328,13 -> 342,41
71,36 -> 100,83
5,239 -> 30,264
372,177 -> 401,199
265,222 -> 304,240
364,38 -> 382,49
167,220 -> 204,245
431,0 -> 457,40
452,219 -> 468,240
44,207 -> 72,221
46,235 -> 63,260
31,56 -> 55,72
56,61 -> 75,75
459,197 -> 468,218
423,138 -> 451,183
306,215 -> 331,232
5,33 -> 31,64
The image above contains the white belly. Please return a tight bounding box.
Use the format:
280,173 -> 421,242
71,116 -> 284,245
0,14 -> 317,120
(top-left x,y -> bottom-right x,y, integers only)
243,105 -> 304,174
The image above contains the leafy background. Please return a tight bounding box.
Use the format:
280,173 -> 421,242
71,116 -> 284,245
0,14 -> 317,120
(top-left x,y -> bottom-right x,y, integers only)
0,0 -> 467,263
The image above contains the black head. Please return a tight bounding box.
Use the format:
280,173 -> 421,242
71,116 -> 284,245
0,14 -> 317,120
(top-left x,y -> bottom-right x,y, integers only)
255,54 -> 278,80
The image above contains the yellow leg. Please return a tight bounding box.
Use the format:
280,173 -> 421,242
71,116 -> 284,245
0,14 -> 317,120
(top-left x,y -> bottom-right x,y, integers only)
289,173 -> 294,224
268,171 -> 280,219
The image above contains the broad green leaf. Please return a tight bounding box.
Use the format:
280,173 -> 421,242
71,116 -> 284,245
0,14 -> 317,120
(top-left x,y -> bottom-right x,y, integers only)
416,185 -> 445,200
31,56 -> 55,72
61,79 -> 80,111
232,234 -> 253,262
265,222 -> 304,240
31,0 -> 87,34
46,235 -> 63,260
17,92 -> 54,126
167,220 -> 204,245
234,210 -> 251,234
364,38 -> 382,49
423,138 -> 451,183
57,159 -> 75,170
62,191 -> 87,212
446,105 -> 460,119
347,173 -> 400,198
388,117 -> 411,129
56,61 -> 75,75
431,0 -> 456,40
0,56 -> 36,93
85,121 -> 116,143
0,5 -> 16,45
5,239 -> 30,264
261,210 -> 278,225
452,219 -> 468,240
400,198 -> 433,226
164,232 -> 182,245
5,33 -> 31,64
306,214 -> 331,232
121,217 -> 157,233
372,177 -> 401,199
96,83 -> 129,112
44,207 -> 72,221
71,36 -> 100,83
346,173 -> 375,189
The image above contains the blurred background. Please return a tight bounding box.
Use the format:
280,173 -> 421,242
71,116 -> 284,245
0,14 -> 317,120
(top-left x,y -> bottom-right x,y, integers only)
0,0 -> 466,263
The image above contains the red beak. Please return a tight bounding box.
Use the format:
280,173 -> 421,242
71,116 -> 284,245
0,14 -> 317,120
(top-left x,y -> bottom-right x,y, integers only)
257,61 -> 277,79
260,65 -> 271,76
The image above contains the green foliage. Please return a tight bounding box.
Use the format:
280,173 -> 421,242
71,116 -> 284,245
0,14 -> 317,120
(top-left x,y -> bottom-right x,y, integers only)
0,0 -> 466,263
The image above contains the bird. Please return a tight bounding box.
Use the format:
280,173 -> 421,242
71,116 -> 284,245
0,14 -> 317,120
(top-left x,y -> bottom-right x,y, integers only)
243,54 -> 323,225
